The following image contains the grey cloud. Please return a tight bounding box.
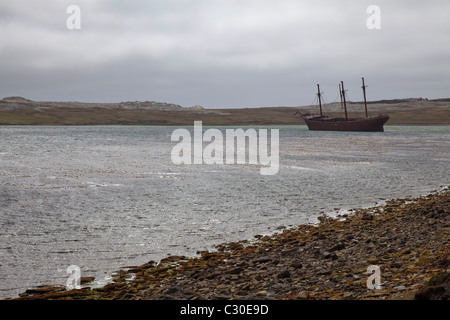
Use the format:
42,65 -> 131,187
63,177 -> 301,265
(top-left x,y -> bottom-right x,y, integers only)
0,0 -> 449,107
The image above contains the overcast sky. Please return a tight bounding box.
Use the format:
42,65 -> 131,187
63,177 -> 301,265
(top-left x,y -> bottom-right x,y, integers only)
0,0 -> 449,108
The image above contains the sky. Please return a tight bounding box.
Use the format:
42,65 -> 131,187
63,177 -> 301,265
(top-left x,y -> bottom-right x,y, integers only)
0,0 -> 449,108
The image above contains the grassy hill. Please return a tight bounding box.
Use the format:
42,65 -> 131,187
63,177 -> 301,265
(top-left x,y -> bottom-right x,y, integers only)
0,97 -> 449,125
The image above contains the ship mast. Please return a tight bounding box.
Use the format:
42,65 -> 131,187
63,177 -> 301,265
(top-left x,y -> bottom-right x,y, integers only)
317,84 -> 323,117
362,77 -> 368,117
340,81 -> 348,120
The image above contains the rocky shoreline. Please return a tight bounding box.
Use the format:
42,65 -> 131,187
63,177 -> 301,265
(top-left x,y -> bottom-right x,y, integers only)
12,187 -> 450,300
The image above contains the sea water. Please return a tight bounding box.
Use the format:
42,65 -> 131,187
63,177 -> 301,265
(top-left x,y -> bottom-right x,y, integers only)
0,125 -> 449,299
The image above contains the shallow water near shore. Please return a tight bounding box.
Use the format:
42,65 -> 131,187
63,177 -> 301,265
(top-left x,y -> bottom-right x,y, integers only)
0,125 -> 449,299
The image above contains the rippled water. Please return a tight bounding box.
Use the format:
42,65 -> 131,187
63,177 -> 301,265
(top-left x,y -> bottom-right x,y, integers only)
1,125 -> 449,299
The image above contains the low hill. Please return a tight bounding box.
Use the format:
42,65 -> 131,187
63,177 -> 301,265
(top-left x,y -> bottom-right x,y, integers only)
0,97 -> 448,125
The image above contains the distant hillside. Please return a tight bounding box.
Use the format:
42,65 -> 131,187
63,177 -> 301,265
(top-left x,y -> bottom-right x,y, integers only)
0,96 -> 449,125
0,96 -> 185,111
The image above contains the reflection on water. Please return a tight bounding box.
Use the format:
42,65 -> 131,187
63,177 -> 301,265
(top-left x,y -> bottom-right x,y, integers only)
0,125 -> 449,298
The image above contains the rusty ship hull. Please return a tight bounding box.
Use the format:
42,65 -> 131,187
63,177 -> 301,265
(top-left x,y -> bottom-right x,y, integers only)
303,114 -> 390,132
